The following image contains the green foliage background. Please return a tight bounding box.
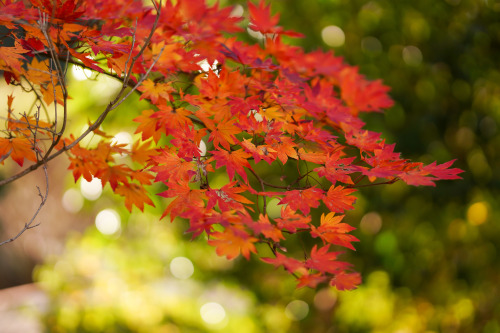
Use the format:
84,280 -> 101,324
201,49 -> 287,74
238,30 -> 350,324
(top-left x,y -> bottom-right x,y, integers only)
33,0 -> 499,332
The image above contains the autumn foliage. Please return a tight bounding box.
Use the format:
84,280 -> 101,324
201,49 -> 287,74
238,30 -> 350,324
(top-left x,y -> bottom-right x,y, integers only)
0,0 -> 463,289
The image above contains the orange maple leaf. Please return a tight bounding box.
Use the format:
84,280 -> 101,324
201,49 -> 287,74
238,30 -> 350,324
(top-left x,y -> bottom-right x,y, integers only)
311,212 -> 359,250
133,109 -> 163,143
130,140 -> 157,165
208,117 -> 240,150
323,185 -> 357,213
208,226 -> 257,260
268,137 -> 298,164
0,137 -> 37,166
240,138 -> 277,164
151,149 -> 196,183
152,105 -> 193,130
115,183 -> 155,212
0,42 -> 29,75
68,156 -> 95,182
95,164 -> 132,190
158,180 -> 206,220
275,206 -> 311,233
138,79 -> 172,104
297,147 -> 327,164
251,214 -> 284,242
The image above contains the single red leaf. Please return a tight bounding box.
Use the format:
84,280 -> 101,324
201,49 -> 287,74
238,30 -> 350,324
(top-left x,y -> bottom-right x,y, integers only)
248,0 -> 303,37
305,245 -> 351,275
278,187 -> 323,216
241,138 -> 277,164
115,183 -> 155,212
268,136 -> 298,164
206,181 -> 253,211
311,212 -> 359,250
330,271 -> 362,291
323,185 -> 357,213
261,252 -> 306,274
314,152 -> 357,185
158,180 -> 206,220
211,148 -> 251,183
208,226 -> 257,260
249,214 -> 284,242
296,272 -> 327,289
275,206 -> 311,233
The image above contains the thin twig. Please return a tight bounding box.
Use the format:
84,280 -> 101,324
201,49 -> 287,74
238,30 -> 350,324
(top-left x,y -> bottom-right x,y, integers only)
0,161 -> 49,246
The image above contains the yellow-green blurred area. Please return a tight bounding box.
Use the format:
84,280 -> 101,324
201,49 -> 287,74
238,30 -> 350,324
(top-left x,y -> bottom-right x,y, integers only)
1,0 -> 500,332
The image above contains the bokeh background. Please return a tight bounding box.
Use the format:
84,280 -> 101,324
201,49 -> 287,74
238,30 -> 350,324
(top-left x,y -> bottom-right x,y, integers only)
0,0 -> 499,332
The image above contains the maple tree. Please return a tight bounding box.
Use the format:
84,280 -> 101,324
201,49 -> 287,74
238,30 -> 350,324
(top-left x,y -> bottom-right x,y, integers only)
0,0 -> 463,290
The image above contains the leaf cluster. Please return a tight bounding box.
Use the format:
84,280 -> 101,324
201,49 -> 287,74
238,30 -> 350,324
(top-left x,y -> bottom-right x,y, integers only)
0,0 -> 463,289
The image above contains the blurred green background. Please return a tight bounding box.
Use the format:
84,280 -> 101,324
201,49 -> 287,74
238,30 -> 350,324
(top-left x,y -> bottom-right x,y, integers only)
1,0 -> 499,332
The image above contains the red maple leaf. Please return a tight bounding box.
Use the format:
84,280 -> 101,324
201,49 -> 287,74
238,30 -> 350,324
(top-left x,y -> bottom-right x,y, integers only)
278,187 -> 323,216
241,138 -> 277,164
314,151 -> 357,185
208,226 -> 257,260
150,149 -> 196,183
423,159 -> 463,180
115,183 -> 155,212
275,206 -> 311,233
248,0 -> 303,37
311,212 -> 359,250
206,181 -> 253,211
267,136 -> 298,164
211,148 -> 251,183
330,271 -> 362,291
399,160 -> 464,186
323,185 -> 357,213
305,245 -> 351,275
296,272 -> 327,289
158,180 -> 206,220
339,67 -> 394,114
261,252 -> 305,274
208,117 -> 241,150
249,214 -> 284,243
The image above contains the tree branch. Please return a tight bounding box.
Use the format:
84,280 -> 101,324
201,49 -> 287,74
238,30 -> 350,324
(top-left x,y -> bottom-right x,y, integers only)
0,0 -> 163,189
0,161 -> 49,246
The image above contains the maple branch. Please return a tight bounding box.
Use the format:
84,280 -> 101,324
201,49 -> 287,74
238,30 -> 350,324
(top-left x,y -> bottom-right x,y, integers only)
0,161 -> 48,247
248,167 -> 267,214
122,0 -> 162,88
0,150 -> 11,164
247,167 -> 313,191
24,78 -> 51,121
0,2 -> 164,188
346,178 -> 399,188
